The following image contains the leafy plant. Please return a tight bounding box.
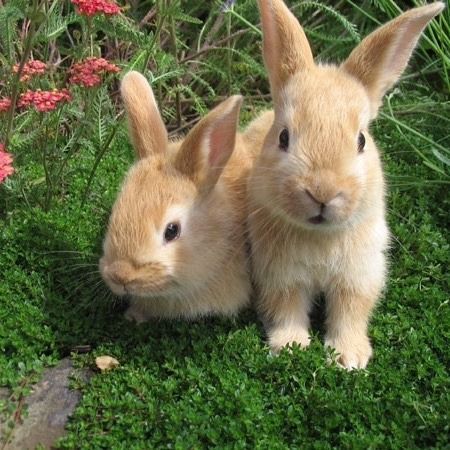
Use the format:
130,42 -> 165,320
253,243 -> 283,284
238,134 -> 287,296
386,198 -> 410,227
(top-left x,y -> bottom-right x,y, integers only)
345,0 -> 450,182
0,1 -> 448,448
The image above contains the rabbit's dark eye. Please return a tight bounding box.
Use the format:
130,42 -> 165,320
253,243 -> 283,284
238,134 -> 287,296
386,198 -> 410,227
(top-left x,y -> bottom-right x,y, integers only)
358,132 -> 366,154
279,128 -> 289,151
164,222 -> 180,242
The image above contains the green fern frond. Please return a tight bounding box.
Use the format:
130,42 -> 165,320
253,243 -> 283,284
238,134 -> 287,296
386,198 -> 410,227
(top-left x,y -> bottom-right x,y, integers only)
91,89 -> 112,148
96,15 -> 150,47
306,28 -> 357,44
229,48 -> 266,77
296,1 -> 360,42
171,12 -> 203,25
192,60 -> 228,83
10,127 -> 44,154
176,84 -> 207,116
189,72 -> 216,98
38,10 -> 80,42
0,4 -> 24,60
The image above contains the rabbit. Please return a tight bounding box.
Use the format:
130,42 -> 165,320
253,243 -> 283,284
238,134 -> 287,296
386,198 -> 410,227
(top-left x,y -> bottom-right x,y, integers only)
99,71 -> 255,322
247,0 -> 444,369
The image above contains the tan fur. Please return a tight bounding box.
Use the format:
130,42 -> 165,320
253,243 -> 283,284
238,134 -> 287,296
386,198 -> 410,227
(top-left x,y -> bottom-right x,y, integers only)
120,73 -> 167,158
247,0 -> 444,369
258,0 -> 313,97
342,3 -> 445,117
100,71 -> 256,321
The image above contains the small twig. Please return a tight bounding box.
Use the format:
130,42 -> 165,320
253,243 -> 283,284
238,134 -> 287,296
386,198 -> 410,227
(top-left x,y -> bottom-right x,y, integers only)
139,6 -> 157,28
180,28 -> 249,64
165,93 -> 272,107
13,395 -> 25,424
204,11 -> 226,48
168,3 -> 182,128
1,378 -> 31,450
177,10 -> 226,88
168,116 -> 202,137
141,2 -> 165,73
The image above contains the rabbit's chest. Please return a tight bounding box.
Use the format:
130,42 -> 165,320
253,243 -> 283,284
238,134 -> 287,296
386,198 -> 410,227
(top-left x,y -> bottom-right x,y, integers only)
275,221 -> 388,291
279,239 -> 344,289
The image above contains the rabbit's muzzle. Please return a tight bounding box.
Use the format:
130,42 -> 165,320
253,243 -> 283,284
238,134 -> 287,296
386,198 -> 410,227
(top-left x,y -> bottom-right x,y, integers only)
281,172 -> 357,229
100,258 -> 172,297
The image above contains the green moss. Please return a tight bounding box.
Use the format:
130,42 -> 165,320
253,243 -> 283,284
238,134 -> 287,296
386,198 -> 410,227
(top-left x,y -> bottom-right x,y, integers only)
1,95 -> 448,449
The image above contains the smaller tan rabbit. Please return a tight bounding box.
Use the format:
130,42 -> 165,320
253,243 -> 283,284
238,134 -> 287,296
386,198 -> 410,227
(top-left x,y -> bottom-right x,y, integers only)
100,71 -> 253,322
248,0 -> 444,368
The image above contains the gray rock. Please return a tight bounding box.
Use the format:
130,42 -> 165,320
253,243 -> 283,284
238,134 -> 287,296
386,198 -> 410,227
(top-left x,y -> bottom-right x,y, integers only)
0,388 -> 9,401
1,359 -> 89,450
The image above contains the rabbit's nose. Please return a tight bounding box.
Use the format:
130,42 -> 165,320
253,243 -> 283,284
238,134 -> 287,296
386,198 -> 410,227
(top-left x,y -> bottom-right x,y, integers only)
107,261 -> 135,286
305,189 -> 322,206
305,189 -> 342,208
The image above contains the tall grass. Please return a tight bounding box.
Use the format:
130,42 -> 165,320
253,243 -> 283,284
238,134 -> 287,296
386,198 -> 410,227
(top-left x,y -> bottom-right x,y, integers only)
344,0 -> 450,184
0,0 -> 448,213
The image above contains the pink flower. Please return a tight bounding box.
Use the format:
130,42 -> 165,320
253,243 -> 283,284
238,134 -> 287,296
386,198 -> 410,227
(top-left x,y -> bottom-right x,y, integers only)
71,0 -> 121,16
18,89 -> 72,112
0,97 -> 12,112
69,57 -> 120,88
13,60 -> 47,82
0,144 -> 15,183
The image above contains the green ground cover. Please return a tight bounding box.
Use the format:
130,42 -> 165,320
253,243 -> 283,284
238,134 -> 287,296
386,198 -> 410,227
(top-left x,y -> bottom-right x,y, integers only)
1,91 -> 449,448
1,0 -> 449,448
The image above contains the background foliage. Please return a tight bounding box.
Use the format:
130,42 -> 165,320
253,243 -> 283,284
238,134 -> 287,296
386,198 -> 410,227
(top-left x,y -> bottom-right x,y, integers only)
0,0 -> 449,448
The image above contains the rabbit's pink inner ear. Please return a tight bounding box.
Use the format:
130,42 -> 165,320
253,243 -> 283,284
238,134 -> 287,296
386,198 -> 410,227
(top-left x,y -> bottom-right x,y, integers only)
174,95 -> 242,190
342,2 -> 444,117
208,121 -> 234,169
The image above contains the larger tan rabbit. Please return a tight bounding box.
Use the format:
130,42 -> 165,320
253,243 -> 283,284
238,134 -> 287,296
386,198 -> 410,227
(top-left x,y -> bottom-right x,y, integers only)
248,0 -> 444,369
100,72 -> 254,322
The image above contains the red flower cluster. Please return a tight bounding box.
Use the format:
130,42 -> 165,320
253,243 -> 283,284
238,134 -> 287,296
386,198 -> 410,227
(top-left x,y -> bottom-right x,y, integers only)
13,60 -> 47,81
0,143 -> 14,183
0,97 -> 12,112
69,57 -> 120,88
18,89 -> 72,112
71,0 -> 121,16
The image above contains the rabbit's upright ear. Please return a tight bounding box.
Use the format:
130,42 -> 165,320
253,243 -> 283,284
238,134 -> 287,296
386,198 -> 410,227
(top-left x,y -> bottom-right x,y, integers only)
342,2 -> 444,118
258,0 -> 314,100
175,95 -> 243,193
120,71 -> 168,159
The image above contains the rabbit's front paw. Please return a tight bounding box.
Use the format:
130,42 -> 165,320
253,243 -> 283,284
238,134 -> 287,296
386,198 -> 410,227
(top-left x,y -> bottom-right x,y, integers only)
325,334 -> 372,370
124,304 -> 148,324
268,325 -> 310,353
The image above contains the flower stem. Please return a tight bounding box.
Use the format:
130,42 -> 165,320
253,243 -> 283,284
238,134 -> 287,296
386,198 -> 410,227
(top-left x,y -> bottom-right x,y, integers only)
80,114 -> 122,207
87,17 -> 94,57
4,0 -> 43,148
42,118 -> 53,211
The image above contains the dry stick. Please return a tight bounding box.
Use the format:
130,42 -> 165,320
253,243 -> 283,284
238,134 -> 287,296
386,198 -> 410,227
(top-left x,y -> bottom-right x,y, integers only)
176,27 -> 253,119
1,378 -> 30,450
168,116 -> 202,137
204,11 -> 226,47
226,6 -> 232,96
164,91 -> 271,137
178,11 -> 226,90
180,28 -> 249,64
168,2 -> 182,129
139,6 -> 157,28
165,92 -> 272,107
141,3 -> 166,76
